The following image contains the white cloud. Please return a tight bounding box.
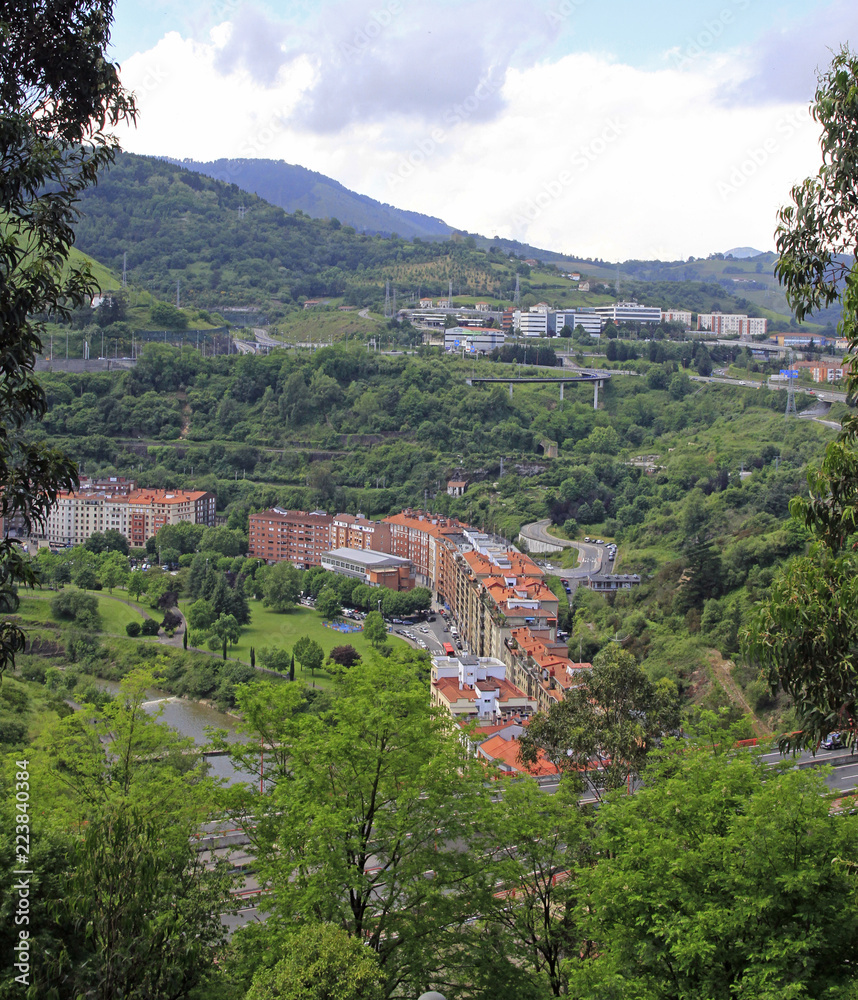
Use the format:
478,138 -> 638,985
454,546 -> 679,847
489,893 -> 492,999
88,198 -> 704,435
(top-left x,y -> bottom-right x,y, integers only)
114,25 -> 824,260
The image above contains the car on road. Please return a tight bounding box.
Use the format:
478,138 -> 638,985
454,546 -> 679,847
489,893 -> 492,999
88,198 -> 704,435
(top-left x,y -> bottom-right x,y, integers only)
821,732 -> 844,750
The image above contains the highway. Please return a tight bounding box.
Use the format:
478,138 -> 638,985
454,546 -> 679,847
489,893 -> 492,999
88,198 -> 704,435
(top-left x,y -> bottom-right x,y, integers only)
690,373 -> 847,404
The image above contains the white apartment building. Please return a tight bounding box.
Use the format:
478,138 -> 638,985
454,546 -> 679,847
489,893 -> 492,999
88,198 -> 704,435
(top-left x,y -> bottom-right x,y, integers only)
661,309 -> 693,329
697,313 -> 768,336
595,302 -> 662,325
40,488 -> 216,549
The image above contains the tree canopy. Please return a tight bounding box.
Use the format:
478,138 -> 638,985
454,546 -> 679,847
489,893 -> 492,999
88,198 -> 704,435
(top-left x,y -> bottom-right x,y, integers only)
0,0 -> 134,673
745,47 -> 858,749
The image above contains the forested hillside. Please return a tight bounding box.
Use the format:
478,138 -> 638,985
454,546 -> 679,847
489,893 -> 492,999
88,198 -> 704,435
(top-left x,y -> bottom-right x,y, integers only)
71,153 -> 785,329
29,338 -> 837,732
168,157 -> 454,240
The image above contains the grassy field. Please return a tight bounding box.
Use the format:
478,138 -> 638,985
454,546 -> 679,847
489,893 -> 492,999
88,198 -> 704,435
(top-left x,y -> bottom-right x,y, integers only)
19,589 -> 150,636
181,598 -> 407,662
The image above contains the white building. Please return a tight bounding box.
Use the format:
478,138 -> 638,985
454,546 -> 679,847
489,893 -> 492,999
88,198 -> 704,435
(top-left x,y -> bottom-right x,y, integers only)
661,309 -> 693,329
430,653 -> 536,721
514,310 -> 549,338
444,327 -> 505,353
554,309 -> 602,336
697,313 -> 768,336
595,302 -> 662,325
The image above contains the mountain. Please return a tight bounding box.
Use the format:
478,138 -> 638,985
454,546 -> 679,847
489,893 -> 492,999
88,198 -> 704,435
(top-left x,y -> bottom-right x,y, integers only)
724,246 -> 765,259
164,157 -> 455,241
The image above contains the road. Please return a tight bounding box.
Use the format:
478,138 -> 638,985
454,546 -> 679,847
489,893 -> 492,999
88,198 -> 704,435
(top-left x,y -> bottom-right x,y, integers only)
690,373 -> 847,405
518,519 -> 611,588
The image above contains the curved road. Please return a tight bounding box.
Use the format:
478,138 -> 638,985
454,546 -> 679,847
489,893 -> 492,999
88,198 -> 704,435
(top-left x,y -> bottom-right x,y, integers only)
519,519 -> 608,579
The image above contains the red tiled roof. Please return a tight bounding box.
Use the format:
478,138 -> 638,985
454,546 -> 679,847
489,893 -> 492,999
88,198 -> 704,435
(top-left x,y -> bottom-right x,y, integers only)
480,735 -> 559,776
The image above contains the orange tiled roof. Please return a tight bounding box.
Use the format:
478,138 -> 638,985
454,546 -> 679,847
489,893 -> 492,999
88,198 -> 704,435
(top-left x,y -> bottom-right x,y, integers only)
128,489 -> 210,506
480,734 -> 559,776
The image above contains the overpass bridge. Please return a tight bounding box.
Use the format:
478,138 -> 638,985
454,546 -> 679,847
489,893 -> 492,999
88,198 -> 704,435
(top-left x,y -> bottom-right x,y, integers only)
465,371 -> 610,409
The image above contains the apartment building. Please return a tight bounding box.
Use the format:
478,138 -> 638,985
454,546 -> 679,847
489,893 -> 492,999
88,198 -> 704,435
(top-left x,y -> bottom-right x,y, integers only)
661,309 -> 693,329
248,508 -> 334,569
430,653 -> 536,722
697,313 -> 768,336
40,487 -> 216,549
791,360 -> 851,383
126,489 -> 217,549
331,513 -> 390,552
384,509 -> 469,592
506,625 -> 590,715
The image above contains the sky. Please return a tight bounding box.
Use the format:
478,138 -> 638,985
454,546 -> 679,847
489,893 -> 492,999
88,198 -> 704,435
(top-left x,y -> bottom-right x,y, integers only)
106,0 -> 857,261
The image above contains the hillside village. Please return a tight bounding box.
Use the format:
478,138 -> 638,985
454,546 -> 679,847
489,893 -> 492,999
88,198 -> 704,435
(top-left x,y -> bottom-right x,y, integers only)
6,6 -> 858,997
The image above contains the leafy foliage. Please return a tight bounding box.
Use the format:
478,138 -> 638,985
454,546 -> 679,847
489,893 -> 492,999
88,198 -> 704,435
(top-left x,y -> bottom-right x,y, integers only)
0,0 -> 133,674
518,646 -> 679,800
577,743 -> 858,999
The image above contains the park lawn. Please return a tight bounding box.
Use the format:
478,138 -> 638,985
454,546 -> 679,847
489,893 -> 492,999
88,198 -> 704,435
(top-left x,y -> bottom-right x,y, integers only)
18,588 -> 149,635
228,602 -> 406,665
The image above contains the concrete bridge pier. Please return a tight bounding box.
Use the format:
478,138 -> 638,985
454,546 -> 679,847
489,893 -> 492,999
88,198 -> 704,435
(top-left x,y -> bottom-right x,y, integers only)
509,381 -> 514,398
593,380 -> 600,409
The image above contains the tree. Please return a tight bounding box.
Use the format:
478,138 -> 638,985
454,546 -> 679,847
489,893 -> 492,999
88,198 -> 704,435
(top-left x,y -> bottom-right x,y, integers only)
362,610 -> 387,648
257,646 -> 292,673
518,646 -> 679,801
12,668 -> 233,998
222,657 -> 484,996
186,597 -> 216,631
328,644 -> 361,669
0,0 -> 134,676
127,570 -> 147,601
161,609 -> 182,631
84,528 -> 129,555
45,806 -> 232,1000
744,48 -> 858,749
315,586 -> 342,620
150,300 -> 188,329
575,742 -> 858,1000
100,550 -> 129,592
211,612 -> 241,648
245,923 -> 387,1000
470,780 -> 592,998
262,560 -> 303,612
775,46 -> 858,354
292,635 -> 324,676
51,586 -> 100,626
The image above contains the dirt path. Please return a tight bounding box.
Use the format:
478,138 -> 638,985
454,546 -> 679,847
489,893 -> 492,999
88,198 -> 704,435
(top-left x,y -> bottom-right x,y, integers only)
708,650 -> 771,738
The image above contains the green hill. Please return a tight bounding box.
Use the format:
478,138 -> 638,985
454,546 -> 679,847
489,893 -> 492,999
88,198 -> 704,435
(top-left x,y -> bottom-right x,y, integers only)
71,153 -> 794,330
166,157 -> 455,240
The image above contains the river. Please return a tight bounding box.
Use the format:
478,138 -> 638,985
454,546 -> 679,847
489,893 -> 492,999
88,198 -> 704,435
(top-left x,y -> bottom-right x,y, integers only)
96,679 -> 258,786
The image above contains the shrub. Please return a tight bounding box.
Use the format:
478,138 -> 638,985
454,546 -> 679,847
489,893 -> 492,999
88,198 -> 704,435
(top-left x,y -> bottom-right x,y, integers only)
51,587 -> 100,626
140,618 -> 160,637
125,621 -> 142,637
